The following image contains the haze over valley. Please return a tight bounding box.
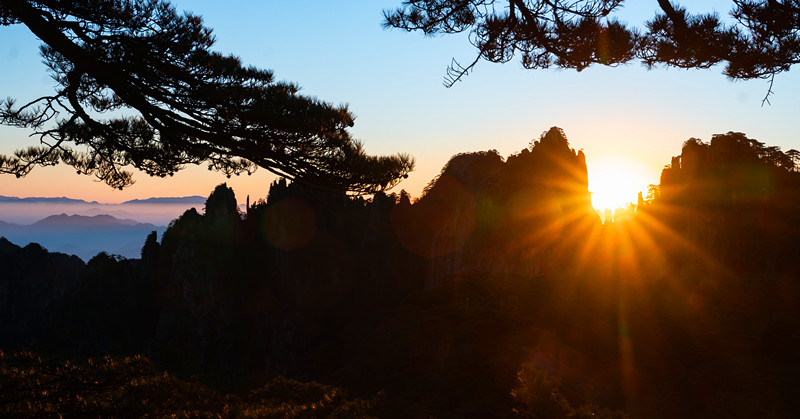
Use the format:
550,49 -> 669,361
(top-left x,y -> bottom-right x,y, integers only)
0,196 -> 218,260
0,195 -> 207,225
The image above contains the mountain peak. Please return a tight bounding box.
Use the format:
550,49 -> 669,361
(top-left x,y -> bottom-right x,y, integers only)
32,214 -> 147,227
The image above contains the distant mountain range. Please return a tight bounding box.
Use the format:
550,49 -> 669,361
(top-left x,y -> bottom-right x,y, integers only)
0,195 -> 101,204
0,195 -> 206,205
120,196 -> 206,205
0,213 -> 166,261
0,194 -> 211,225
0,194 -> 231,259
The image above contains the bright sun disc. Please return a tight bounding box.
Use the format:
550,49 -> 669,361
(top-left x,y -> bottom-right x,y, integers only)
589,157 -> 649,212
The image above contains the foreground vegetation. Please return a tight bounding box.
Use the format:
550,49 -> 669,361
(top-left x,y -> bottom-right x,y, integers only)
1,350 -> 630,418
0,351 -> 379,418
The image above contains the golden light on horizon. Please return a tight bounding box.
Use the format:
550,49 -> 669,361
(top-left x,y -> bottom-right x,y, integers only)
588,157 -> 649,212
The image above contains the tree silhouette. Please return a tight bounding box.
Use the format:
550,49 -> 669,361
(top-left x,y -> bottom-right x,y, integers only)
787,148 -> 800,171
384,0 -> 800,93
0,0 -> 414,193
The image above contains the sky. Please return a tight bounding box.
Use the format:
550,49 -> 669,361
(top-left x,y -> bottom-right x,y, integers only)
1,0 -> 799,209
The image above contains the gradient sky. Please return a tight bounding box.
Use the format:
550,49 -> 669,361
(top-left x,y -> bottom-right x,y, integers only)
1,0 -> 799,206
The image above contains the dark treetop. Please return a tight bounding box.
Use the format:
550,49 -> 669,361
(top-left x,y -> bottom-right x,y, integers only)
385,0 -> 800,96
0,0 -> 414,193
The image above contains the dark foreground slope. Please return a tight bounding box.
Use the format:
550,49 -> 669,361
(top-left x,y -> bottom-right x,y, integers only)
3,128 -> 800,418
0,351 -> 377,417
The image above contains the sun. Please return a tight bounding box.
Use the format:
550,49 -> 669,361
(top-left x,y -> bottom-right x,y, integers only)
588,157 -> 650,212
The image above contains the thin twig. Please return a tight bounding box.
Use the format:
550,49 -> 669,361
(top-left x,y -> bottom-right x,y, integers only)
761,72 -> 775,107
444,55 -> 481,87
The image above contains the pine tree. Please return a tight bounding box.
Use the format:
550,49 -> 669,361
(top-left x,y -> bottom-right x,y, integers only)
385,0 -> 800,97
0,0 -> 413,193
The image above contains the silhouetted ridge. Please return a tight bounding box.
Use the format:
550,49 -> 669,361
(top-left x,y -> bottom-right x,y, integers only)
147,180 -> 426,387
654,131 -> 800,274
407,126 -> 596,284
4,128 -> 800,418
0,238 -> 84,349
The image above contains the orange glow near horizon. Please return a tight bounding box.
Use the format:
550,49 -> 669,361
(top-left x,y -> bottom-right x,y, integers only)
588,157 -> 650,212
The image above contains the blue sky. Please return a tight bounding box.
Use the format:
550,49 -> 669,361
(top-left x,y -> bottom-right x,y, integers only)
1,0 -> 799,207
